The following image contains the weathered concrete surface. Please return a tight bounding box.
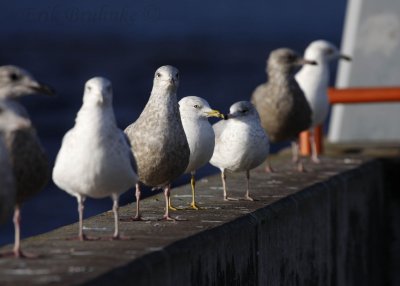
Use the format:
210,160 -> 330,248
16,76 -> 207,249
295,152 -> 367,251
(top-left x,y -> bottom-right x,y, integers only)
0,155 -> 398,285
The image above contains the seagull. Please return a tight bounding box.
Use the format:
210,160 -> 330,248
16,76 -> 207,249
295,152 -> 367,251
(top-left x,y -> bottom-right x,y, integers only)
210,101 -> 269,201
296,40 -> 351,162
0,102 -> 31,225
125,65 -> 190,221
251,48 -> 315,172
172,96 -> 223,210
0,65 -> 53,258
53,77 -> 138,240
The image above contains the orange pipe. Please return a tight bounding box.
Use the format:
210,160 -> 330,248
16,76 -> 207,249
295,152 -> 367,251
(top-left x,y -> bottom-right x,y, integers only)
300,86 -> 400,157
328,87 -> 400,104
314,125 -> 323,154
300,130 -> 311,155
299,125 -> 323,156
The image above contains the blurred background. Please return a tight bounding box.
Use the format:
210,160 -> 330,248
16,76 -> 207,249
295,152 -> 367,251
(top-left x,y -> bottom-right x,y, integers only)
0,0 -> 347,245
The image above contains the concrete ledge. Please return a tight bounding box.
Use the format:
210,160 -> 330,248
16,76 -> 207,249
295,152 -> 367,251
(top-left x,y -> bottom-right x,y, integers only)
0,156 -> 398,285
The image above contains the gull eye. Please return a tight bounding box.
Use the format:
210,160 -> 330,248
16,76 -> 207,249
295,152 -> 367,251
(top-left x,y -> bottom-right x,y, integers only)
156,72 -> 162,78
176,73 -> 179,79
287,54 -> 296,61
326,49 -> 334,55
241,109 -> 248,113
86,85 -> 92,91
193,104 -> 200,109
9,73 -> 19,81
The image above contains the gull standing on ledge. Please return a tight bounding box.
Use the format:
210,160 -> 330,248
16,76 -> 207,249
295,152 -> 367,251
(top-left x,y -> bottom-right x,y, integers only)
125,65 -> 190,221
0,66 -> 54,258
210,101 -> 269,201
0,102 -> 31,225
251,48 -> 315,172
296,40 -> 351,162
53,77 -> 138,240
173,96 -> 224,210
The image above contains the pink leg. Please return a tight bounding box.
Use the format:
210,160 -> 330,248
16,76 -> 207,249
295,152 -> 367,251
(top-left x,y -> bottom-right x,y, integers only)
12,205 -> 37,258
221,169 -> 228,201
131,183 -> 144,221
264,161 -> 274,173
162,185 -> 175,221
77,195 -> 86,241
13,205 -> 22,257
221,169 -> 238,201
112,194 -> 120,239
244,170 -> 254,201
310,129 -> 321,163
292,140 -> 305,172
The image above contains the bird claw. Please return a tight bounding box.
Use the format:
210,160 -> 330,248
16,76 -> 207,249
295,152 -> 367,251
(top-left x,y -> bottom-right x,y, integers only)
224,196 -> 239,201
168,205 -> 179,211
244,195 -> 255,201
311,156 -> 321,164
297,165 -> 306,173
264,165 -> 274,173
189,203 -> 200,210
0,250 -> 39,259
159,215 -> 176,221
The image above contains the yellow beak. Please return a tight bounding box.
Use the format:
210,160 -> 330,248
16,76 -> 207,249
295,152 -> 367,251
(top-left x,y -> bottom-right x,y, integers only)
205,109 -> 224,119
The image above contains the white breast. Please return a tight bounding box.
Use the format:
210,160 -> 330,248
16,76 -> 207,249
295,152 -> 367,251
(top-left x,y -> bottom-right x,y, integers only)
52,106 -> 137,199
210,119 -> 269,172
182,117 -> 215,173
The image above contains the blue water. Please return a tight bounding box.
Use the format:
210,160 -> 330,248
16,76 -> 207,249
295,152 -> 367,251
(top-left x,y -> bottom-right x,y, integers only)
0,0 -> 347,246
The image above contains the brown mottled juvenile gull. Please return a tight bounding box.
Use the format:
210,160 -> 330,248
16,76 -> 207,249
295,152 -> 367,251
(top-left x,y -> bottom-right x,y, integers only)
0,65 -> 54,258
296,40 -> 351,163
210,101 -> 269,201
125,65 -> 190,221
53,77 -> 138,240
170,96 -> 223,210
251,48 -> 315,172
0,102 -> 31,224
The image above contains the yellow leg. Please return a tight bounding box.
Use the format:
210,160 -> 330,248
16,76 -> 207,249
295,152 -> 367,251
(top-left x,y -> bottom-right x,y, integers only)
190,173 -> 200,210
168,195 -> 178,211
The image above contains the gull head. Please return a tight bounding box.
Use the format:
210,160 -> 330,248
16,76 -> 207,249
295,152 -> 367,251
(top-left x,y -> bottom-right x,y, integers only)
179,96 -> 224,120
153,65 -> 180,91
0,65 -> 54,99
305,40 -> 352,63
83,77 -> 113,106
0,101 -> 31,133
226,101 -> 258,120
267,48 -> 317,75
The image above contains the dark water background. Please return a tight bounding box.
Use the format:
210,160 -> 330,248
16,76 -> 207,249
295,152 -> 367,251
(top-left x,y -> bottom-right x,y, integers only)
0,0 -> 347,245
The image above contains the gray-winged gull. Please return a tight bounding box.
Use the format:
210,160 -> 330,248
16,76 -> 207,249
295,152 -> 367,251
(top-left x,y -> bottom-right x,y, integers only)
171,96 -> 223,210
210,101 -> 269,201
53,77 -> 138,240
296,40 -> 351,162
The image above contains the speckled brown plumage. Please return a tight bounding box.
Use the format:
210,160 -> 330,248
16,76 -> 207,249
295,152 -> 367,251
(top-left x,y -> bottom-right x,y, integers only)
124,66 -> 189,187
251,48 -> 313,143
6,128 -> 49,204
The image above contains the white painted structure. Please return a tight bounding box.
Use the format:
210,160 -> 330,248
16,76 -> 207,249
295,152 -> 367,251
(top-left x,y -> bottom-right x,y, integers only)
329,0 -> 400,142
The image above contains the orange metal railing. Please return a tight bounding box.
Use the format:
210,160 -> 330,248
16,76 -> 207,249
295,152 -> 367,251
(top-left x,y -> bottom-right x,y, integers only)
300,87 -> 400,156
